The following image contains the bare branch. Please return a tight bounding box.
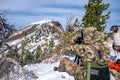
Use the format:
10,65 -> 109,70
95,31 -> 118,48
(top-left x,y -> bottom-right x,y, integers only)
66,14 -> 74,32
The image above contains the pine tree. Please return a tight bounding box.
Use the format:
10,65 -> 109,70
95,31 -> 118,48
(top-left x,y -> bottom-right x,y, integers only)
82,0 -> 110,31
35,45 -> 41,62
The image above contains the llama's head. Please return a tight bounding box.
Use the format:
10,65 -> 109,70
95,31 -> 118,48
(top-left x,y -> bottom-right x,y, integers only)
110,25 -> 119,33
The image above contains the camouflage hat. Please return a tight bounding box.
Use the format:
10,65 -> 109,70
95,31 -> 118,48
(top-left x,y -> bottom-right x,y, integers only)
83,27 -> 99,44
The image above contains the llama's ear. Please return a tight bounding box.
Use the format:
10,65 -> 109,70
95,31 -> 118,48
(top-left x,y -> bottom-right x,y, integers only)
110,26 -> 113,31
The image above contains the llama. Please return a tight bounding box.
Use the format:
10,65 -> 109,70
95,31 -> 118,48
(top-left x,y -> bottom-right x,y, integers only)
110,25 -> 120,62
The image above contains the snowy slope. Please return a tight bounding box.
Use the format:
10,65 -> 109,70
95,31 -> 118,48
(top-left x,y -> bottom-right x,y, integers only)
6,41 -> 116,80
6,19 -> 64,54
1,19 -> 75,80
8,55 -> 75,80
23,42 -> 116,80
30,19 -> 53,26
24,56 -> 75,80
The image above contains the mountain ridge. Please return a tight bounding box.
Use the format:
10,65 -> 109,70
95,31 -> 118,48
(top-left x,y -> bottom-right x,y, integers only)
8,19 -> 65,41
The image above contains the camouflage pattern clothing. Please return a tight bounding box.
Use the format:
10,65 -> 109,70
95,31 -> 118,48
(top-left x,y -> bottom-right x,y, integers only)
54,27 -> 110,80
68,27 -> 110,63
67,27 -> 110,79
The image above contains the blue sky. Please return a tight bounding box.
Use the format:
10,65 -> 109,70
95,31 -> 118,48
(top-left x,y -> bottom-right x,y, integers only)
0,0 -> 120,32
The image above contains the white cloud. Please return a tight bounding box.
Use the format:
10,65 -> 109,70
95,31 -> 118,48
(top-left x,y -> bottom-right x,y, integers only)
0,0 -> 86,28
0,0 -> 87,12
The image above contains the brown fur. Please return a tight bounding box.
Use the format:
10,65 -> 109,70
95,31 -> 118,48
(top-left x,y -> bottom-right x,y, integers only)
110,25 -> 119,33
54,57 -> 80,75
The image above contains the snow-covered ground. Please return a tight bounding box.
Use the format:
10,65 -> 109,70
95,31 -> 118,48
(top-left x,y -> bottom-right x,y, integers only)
6,42 -> 117,80
24,62 -> 74,80
22,42 -> 117,80
7,55 -> 75,80
23,55 -> 75,80
7,40 -> 117,80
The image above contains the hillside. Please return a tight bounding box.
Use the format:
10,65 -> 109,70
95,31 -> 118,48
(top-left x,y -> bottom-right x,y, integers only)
0,20 -> 116,80
0,19 -> 67,80
8,19 -> 65,41
1,19 -> 65,54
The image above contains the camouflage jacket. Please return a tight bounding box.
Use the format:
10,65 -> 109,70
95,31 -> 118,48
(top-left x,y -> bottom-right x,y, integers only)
67,27 -> 110,63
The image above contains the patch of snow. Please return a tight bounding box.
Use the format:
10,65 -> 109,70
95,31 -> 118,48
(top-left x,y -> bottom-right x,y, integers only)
24,55 -> 75,80
30,19 -> 54,29
7,39 -> 22,46
9,30 -> 22,39
30,19 -> 52,25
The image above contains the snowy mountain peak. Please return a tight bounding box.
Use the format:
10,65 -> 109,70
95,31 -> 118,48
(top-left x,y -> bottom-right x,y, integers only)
8,19 -> 64,41
30,19 -> 52,25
